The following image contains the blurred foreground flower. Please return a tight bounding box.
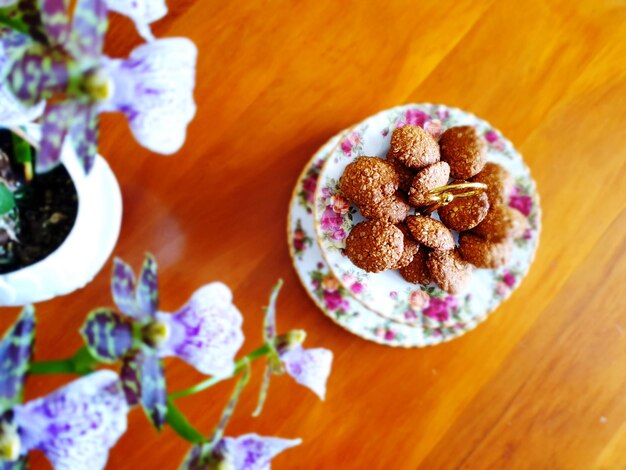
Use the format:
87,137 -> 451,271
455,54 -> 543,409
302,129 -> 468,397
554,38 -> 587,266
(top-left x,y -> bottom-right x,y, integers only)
181,362 -> 301,470
2,0 -> 197,173
80,255 -> 244,428
0,307 -> 128,470
253,280 -> 333,416
106,0 -> 168,39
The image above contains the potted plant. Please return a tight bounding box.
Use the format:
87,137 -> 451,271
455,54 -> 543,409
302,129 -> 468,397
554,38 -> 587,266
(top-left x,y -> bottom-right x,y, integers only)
0,124 -> 121,306
0,0 -> 197,305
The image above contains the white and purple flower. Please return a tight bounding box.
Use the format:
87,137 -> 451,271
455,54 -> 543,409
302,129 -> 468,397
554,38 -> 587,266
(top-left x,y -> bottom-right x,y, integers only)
106,0 -> 168,40
80,255 -> 244,428
3,0 -> 197,173
8,371 -> 129,470
0,307 -> 128,470
182,434 -> 302,470
255,281 -> 333,409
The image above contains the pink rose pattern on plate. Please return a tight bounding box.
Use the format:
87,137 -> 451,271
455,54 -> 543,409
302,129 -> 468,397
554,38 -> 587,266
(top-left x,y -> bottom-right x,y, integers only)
296,159 -> 323,214
292,219 -> 313,260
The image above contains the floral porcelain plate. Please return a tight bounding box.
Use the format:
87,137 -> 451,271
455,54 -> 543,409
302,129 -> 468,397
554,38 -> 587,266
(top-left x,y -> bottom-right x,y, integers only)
288,133 -> 461,347
307,104 -> 540,341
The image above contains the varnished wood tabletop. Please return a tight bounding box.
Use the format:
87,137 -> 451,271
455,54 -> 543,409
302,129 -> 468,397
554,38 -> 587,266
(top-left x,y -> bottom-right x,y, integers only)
3,0 -> 625,468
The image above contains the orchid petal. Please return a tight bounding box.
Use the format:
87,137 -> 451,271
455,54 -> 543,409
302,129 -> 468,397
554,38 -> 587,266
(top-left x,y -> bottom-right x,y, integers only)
280,346 -> 333,400
70,0 -> 108,59
137,253 -> 158,318
217,434 -> 302,470
69,102 -> 99,173
156,282 -> 244,377
111,257 -> 141,319
121,349 -> 167,429
106,0 -> 167,40
7,47 -> 69,106
263,280 -> 282,343
103,37 -> 197,155
37,100 -> 75,172
0,306 -> 35,409
14,370 -> 128,470
39,0 -> 71,46
0,30 -> 44,126
80,308 -> 133,363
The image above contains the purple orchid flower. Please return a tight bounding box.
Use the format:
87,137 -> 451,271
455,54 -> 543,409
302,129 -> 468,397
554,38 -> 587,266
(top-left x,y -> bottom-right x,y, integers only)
3,0 -> 197,173
181,363 -> 301,470
0,28 -> 44,126
80,255 -> 244,429
253,281 -> 333,416
106,0 -> 167,39
0,307 -> 128,470
182,434 -> 302,470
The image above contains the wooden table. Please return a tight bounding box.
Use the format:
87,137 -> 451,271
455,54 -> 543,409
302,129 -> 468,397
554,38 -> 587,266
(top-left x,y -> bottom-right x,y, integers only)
3,0 -> 625,468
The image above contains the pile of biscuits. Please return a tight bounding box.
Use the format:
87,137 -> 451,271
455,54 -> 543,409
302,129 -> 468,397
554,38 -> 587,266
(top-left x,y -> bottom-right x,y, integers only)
340,124 -> 529,294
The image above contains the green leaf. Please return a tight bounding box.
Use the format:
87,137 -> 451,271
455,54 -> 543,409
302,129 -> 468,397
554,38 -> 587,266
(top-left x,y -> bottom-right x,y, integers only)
11,132 -> 32,165
166,399 -> 205,443
0,184 -> 15,215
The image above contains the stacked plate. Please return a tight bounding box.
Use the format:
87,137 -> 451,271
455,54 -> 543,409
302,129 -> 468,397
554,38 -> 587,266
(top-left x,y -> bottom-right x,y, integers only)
287,104 -> 541,347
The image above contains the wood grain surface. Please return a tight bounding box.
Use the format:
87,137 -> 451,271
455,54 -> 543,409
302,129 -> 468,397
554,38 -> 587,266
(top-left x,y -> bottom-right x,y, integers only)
2,0 -> 625,468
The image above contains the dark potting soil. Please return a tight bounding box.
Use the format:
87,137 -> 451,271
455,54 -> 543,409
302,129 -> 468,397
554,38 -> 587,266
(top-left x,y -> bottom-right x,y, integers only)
0,130 -> 78,274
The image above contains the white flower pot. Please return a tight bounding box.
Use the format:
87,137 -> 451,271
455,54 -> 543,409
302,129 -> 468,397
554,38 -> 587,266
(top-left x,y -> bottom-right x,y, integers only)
0,125 -> 122,306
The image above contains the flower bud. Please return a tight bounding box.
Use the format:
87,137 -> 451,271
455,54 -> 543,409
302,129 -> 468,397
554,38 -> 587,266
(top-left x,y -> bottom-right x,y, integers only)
0,421 -> 21,462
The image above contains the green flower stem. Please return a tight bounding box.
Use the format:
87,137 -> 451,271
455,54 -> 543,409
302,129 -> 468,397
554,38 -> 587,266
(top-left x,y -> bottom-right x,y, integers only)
0,11 -> 29,35
29,346 -> 99,375
166,400 -> 205,443
168,343 -> 272,400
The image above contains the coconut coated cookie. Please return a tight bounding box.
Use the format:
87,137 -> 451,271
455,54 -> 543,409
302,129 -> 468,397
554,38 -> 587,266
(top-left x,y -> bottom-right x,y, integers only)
340,157 -> 399,207
427,249 -> 473,294
470,162 -> 514,205
387,125 -> 440,169
439,126 -> 486,179
406,215 -> 455,251
345,220 -> 404,273
360,192 -> 410,224
458,233 -> 512,269
437,181 -> 490,231
399,248 -> 432,285
408,161 -> 450,207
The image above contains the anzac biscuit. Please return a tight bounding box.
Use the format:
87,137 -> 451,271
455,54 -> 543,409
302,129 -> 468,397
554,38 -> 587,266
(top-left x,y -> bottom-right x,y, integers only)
399,248 -> 432,285
387,125 -> 440,169
439,126 -> 486,179
408,161 -> 450,207
406,215 -> 455,251
427,249 -> 473,294
437,180 -> 490,231
340,157 -> 399,207
470,162 -> 514,205
458,233 -> 512,269
345,220 -> 403,272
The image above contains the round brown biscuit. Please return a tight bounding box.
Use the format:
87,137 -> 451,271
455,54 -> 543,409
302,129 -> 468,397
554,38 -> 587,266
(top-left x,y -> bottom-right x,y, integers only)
470,162 -> 514,205
408,161 -> 450,207
458,233 -> 512,269
394,224 -> 420,269
345,220 -> 403,273
439,126 -> 486,179
360,192 -> 410,224
399,248 -> 431,285
427,249 -> 473,294
437,180 -> 490,231
340,157 -> 399,207
405,215 -> 455,251
472,204 -> 525,242
390,162 -> 416,192
387,125 -> 440,169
